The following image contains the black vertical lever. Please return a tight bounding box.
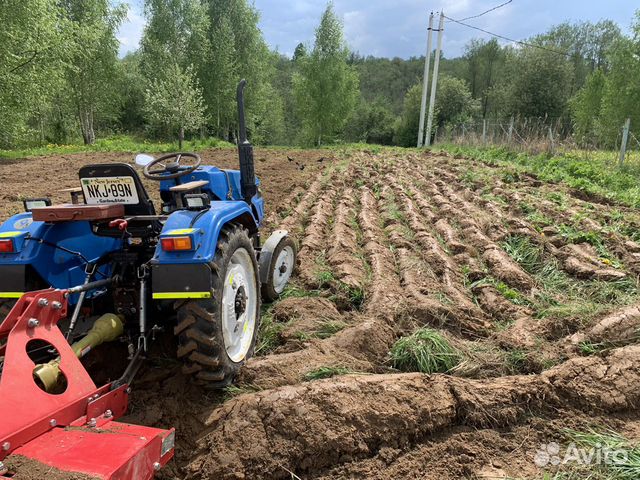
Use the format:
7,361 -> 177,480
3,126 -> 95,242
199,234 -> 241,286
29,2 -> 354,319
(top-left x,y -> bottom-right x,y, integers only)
237,80 -> 257,203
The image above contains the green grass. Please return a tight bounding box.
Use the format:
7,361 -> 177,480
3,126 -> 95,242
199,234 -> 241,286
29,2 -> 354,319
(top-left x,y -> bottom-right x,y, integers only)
563,429 -> 640,479
314,320 -> 348,339
389,327 -> 462,374
223,384 -> 262,399
556,224 -> 621,267
505,348 -> 529,373
0,134 -> 235,159
336,281 -> 366,310
255,309 -> 284,356
313,254 -> 335,287
579,341 -> 610,355
438,144 -> 640,209
303,366 -> 354,381
470,276 -> 531,307
501,235 -> 638,322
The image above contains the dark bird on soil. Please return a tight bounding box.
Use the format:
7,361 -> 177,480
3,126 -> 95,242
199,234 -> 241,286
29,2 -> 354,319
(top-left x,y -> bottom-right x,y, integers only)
287,156 -> 294,162
318,157 -> 325,163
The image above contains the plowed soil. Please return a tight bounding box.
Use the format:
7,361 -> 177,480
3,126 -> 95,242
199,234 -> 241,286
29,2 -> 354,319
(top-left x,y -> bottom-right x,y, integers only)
3,148 -> 640,479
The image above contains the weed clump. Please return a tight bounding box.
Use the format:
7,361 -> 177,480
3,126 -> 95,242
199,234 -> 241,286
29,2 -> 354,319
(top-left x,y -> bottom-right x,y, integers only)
303,366 -> 354,381
390,328 -> 462,374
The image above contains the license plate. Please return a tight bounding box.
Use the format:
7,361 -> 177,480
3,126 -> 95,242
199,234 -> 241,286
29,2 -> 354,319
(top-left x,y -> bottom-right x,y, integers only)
81,177 -> 139,205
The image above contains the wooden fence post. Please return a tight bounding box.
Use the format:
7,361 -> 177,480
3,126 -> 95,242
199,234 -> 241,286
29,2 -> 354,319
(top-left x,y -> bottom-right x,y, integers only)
507,117 -> 514,144
482,119 -> 487,145
619,118 -> 631,167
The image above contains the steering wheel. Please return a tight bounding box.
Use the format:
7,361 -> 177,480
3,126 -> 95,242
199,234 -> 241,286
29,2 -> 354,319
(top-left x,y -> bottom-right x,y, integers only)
143,153 -> 202,181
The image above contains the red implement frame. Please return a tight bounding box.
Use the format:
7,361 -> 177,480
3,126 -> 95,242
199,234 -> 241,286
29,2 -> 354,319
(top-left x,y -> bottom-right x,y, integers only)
0,289 -> 174,479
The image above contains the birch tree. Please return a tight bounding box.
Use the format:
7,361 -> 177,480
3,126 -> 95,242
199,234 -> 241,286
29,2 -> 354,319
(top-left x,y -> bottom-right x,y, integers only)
293,3 -> 359,145
62,0 -> 126,144
144,63 -> 205,148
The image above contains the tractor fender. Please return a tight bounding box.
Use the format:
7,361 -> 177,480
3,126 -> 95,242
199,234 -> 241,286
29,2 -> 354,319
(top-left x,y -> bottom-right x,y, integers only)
150,201 -> 259,300
152,201 -> 258,265
258,230 -> 290,284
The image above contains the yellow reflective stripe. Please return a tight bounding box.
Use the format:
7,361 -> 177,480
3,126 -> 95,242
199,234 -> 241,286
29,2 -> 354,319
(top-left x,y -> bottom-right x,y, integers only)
0,231 -> 23,238
164,229 -> 196,236
0,292 -> 24,298
152,292 -> 211,299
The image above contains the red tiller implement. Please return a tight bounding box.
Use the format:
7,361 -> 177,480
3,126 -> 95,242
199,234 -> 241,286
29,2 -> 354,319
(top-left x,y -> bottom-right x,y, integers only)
0,289 -> 174,479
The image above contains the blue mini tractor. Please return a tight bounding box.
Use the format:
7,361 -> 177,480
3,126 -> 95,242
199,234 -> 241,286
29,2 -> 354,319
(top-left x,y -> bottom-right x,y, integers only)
0,80 -> 297,390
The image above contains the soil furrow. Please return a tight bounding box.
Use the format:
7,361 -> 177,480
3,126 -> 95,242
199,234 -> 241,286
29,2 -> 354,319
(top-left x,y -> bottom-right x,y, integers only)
186,345 -> 640,480
328,186 -> 367,289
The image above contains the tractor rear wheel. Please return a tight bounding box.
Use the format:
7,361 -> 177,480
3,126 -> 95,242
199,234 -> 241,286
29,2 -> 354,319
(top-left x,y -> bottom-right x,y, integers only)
175,225 -> 260,389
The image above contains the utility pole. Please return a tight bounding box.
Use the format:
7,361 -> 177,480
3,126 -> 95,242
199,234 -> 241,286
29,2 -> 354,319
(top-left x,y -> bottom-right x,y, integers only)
425,12 -> 444,147
417,12 -> 434,148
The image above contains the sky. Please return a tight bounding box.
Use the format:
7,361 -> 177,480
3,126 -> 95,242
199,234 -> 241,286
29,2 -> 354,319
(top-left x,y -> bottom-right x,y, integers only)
117,0 -> 638,59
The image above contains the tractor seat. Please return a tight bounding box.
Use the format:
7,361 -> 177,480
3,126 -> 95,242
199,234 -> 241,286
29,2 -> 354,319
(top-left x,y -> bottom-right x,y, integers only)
31,204 -> 125,223
78,163 -> 155,217
75,163 -> 160,238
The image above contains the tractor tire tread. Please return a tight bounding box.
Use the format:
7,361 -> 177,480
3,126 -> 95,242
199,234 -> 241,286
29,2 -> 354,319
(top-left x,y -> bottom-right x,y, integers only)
176,340 -> 197,358
175,224 -> 260,389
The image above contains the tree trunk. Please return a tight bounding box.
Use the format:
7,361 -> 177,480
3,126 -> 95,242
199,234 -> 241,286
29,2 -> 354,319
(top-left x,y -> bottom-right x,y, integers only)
179,126 -> 185,150
79,108 -> 95,145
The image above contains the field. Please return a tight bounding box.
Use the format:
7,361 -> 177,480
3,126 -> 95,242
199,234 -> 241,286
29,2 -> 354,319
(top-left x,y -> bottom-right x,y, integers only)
3,147 -> 640,479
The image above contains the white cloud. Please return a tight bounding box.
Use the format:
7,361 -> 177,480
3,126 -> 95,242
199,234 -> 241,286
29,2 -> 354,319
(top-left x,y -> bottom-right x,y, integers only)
115,0 -> 637,60
117,2 -> 145,57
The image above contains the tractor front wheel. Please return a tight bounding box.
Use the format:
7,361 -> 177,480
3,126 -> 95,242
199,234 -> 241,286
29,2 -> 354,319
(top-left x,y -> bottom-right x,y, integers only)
175,225 -> 260,388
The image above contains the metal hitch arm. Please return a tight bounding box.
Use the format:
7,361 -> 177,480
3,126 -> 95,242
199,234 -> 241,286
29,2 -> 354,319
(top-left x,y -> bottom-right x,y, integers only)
0,289 -> 174,479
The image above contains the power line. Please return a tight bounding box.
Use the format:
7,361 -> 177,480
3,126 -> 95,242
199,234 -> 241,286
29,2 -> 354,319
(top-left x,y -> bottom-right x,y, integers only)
443,15 -> 572,57
458,0 -> 513,22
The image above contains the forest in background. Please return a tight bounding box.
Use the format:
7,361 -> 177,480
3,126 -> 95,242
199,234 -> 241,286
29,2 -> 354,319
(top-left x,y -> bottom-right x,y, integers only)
1,0 -> 639,150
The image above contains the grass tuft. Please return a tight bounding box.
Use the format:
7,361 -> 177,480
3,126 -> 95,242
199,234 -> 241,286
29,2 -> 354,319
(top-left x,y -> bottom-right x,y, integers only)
255,310 -> 284,356
564,428 -> 640,479
315,320 -> 348,339
501,234 -> 639,323
390,327 -> 462,374
303,366 -> 354,381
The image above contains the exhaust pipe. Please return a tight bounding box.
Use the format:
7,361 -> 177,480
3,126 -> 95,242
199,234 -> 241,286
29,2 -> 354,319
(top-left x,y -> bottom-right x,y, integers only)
33,313 -> 124,393
236,79 -> 257,204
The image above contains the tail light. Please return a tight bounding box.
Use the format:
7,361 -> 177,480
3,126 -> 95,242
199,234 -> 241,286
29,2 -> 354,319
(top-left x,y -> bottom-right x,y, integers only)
161,236 -> 193,252
0,239 -> 14,253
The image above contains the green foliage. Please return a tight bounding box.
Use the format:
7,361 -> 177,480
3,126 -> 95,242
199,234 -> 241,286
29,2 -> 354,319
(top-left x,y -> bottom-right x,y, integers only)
255,309 -> 284,356
393,83 -> 423,147
442,144 -> 640,208
570,13 -> 640,148
63,0 -> 128,145
471,276 -> 531,307
497,232 -> 638,322
144,63 -> 206,146
314,320 -> 347,339
0,0 -> 67,148
435,75 -> 479,127
394,76 -> 477,147
570,69 -> 606,143
507,46 -> 573,119
505,349 -> 528,373
0,4 -> 637,151
0,135 -> 233,159
344,98 -> 396,145
293,3 -> 359,145
564,429 -> 640,479
303,366 -> 354,381
463,39 -> 505,117
390,328 -> 462,374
